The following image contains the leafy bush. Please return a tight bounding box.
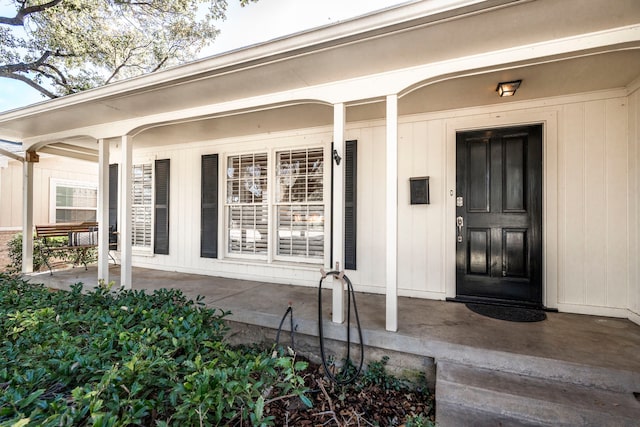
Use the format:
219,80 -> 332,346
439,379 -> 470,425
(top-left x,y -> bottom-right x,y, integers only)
5,233 -> 49,273
5,233 -> 97,274
0,275 -> 309,426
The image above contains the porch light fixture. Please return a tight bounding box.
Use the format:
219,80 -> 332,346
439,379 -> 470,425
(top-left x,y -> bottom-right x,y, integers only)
332,149 -> 342,166
496,80 -> 522,97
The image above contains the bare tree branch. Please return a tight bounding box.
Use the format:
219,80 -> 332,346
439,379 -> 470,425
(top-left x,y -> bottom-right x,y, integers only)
0,71 -> 57,98
150,56 -> 168,73
0,0 -> 64,26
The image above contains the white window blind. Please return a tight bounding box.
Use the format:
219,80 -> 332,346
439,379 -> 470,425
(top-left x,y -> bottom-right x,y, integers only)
275,148 -> 324,260
226,153 -> 268,255
132,163 -> 153,248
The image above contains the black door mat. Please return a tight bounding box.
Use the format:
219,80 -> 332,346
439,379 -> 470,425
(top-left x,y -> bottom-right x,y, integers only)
466,302 -> 547,322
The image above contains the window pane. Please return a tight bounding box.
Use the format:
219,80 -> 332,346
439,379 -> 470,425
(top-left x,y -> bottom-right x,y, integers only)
228,205 -> 268,255
132,164 -> 153,248
54,183 -> 97,223
276,148 -> 324,260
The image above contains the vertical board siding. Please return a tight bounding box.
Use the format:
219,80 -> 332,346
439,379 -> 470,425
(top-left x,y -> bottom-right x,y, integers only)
630,90 -> 640,317
604,99 -> 629,308
0,157 -> 98,228
558,97 -> 629,309
120,92 -> 633,316
560,103 -> 587,305
584,101 -> 607,306
398,120 -> 446,295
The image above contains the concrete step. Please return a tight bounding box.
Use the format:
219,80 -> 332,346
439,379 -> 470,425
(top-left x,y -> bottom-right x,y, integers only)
436,361 -> 640,427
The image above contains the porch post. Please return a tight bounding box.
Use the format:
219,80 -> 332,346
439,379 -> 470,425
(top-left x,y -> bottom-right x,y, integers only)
120,135 -> 133,289
332,102 -> 346,324
385,95 -> 399,332
21,157 -> 34,274
97,139 -> 110,283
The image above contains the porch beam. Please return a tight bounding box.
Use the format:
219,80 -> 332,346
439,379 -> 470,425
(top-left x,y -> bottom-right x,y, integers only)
120,135 -> 133,289
38,146 -> 98,163
0,147 -> 23,162
332,102 -> 346,324
21,159 -> 34,273
385,95 -> 398,332
97,139 -> 110,284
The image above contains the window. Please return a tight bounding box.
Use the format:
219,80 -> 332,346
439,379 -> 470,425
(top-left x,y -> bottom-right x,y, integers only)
223,147 -> 325,263
132,163 -> 153,249
226,153 -> 268,256
275,148 -> 324,260
51,179 -> 97,223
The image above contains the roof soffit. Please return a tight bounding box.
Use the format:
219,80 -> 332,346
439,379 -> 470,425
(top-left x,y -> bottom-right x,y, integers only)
0,0 -> 639,141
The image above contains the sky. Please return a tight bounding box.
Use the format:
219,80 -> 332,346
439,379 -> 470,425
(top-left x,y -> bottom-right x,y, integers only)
0,0 -> 408,113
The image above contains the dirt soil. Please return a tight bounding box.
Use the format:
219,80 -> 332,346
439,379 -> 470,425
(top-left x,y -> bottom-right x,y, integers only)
267,358 -> 435,426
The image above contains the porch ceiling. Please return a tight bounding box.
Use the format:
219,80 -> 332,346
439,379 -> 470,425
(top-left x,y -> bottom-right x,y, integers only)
0,0 -> 638,145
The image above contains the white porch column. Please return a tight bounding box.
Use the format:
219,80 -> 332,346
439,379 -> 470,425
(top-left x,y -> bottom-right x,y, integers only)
97,139 -> 110,283
120,135 -> 133,289
21,158 -> 34,274
385,95 -> 399,332
332,102 -> 346,323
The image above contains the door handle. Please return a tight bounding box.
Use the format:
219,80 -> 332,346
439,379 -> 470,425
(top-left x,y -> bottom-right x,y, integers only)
456,216 -> 463,243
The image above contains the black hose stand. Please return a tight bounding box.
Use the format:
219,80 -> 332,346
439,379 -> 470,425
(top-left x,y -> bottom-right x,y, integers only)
318,270 -> 364,385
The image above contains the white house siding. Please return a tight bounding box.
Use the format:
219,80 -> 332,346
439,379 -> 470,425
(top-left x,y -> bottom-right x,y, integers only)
0,156 -> 98,229
628,86 -> 640,324
557,97 -> 630,316
125,129 -> 336,288
118,88 -> 636,319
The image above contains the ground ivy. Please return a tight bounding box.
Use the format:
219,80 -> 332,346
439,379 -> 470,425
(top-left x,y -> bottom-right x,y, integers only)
0,274 -> 309,426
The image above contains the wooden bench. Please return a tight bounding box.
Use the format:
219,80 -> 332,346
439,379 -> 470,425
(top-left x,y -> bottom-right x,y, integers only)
35,221 -> 111,274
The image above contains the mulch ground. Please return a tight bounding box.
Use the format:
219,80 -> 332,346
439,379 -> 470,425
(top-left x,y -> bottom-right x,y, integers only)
266,358 -> 435,426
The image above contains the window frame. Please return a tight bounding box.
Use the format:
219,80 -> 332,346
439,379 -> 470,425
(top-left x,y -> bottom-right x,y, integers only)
49,178 -> 98,224
131,162 -> 154,254
222,143 -> 331,265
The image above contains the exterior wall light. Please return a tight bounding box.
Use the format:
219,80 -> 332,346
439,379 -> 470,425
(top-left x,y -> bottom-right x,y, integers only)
496,80 -> 522,97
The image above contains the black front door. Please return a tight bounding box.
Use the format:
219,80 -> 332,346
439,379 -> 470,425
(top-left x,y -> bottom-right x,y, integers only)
456,125 -> 542,306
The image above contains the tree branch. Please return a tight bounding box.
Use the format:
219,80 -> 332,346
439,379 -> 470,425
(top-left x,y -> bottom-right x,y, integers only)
0,0 -> 64,26
0,71 -> 58,98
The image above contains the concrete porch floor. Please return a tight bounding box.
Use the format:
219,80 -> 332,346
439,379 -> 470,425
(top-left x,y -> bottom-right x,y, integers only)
26,265 -> 640,394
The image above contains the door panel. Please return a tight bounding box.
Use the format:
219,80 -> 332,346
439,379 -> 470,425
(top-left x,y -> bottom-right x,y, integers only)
456,125 -> 542,306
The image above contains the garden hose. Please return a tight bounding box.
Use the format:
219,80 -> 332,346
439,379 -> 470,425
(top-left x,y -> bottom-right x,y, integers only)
275,303 -> 295,350
318,270 -> 364,385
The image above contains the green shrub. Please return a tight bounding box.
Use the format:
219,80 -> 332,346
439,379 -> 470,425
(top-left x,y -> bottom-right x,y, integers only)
0,275 -> 309,426
5,233 -> 50,273
5,233 -> 96,274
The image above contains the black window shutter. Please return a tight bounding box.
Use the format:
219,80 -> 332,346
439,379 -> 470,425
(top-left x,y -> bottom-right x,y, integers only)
201,154 -> 219,258
344,140 -> 357,270
108,164 -> 118,247
154,159 -> 170,255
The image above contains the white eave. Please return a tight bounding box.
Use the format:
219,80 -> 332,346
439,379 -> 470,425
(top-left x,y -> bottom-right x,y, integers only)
0,0 -> 515,119
0,0 -> 638,144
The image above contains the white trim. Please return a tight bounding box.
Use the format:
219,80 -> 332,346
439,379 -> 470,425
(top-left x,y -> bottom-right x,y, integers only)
628,310 -> 640,326
48,178 -> 98,224
385,94 -> 399,332
332,103 -> 346,324
0,0 -> 517,123
0,226 -> 21,232
97,139 -> 110,283
556,303 -> 629,319
22,161 -> 33,273
120,135 -> 133,289
19,25 -> 639,147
